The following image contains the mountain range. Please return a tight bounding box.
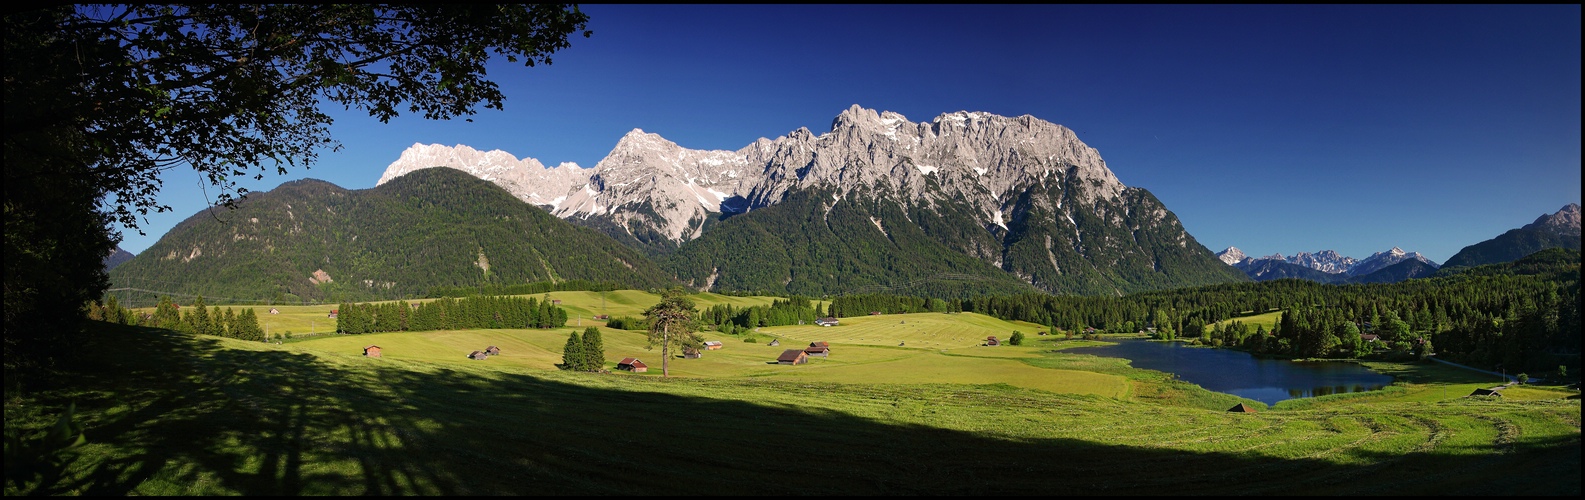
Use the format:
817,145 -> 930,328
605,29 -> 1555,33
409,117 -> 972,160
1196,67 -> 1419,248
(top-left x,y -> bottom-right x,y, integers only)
1215,246 -> 1438,283
372,105 -> 1246,296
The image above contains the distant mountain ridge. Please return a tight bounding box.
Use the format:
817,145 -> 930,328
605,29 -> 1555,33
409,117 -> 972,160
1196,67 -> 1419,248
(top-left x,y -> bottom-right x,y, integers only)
1443,203 -> 1582,268
1216,246 -> 1436,283
103,246 -> 134,271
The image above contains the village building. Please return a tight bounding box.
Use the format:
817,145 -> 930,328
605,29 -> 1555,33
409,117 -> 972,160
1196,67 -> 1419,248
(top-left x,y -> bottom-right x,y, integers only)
1360,334 -> 1380,343
363,345 -> 382,358
809,341 -> 830,347
468,350 -> 489,360
485,346 -> 501,356
1227,403 -> 1257,413
815,317 -> 839,327
616,358 -> 648,373
777,349 -> 809,365
804,345 -> 830,358
703,340 -> 724,350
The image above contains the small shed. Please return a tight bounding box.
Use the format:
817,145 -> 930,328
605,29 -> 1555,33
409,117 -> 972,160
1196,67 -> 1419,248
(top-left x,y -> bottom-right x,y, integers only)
328,309 -> 339,318
1227,403 -> 1257,413
617,357 -> 648,373
468,350 -> 489,360
804,345 -> 830,358
485,346 -> 501,356
986,336 -> 1000,346
777,349 -> 809,365
363,345 -> 382,358
1469,388 -> 1503,397
815,317 -> 839,327
767,339 -> 780,346
809,341 -> 830,347
594,314 -> 610,320
898,341 -> 906,346
683,348 -> 703,359
703,340 -> 724,350
551,299 -> 562,305
869,311 -> 882,315
1360,334 -> 1380,343
269,308 -> 280,315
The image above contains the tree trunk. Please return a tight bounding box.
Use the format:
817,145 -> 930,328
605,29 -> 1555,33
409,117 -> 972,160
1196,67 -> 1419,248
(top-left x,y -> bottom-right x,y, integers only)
662,323 -> 670,377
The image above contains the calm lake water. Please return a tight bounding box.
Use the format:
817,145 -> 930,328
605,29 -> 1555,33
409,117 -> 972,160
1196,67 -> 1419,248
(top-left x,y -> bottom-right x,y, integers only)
1067,339 -> 1394,405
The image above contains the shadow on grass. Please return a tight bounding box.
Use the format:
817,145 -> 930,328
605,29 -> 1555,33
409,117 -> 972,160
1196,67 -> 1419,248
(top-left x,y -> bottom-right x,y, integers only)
9,324 -> 1581,495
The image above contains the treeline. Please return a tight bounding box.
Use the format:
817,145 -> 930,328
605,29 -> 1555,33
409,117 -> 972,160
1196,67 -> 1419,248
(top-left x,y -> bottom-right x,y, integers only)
427,280 -> 627,298
851,249 -> 1579,374
86,295 -> 265,341
827,293 -> 959,317
335,295 -> 568,334
699,296 -> 823,333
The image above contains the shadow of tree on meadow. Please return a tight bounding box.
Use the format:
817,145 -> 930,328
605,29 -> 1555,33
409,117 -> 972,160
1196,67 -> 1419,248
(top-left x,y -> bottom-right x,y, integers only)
20,325 -> 1582,495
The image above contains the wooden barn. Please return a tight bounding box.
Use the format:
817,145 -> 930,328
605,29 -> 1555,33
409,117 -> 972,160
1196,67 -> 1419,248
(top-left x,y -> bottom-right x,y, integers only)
777,349 -> 809,365
703,340 -> 724,350
551,299 -> 562,305
815,317 -> 839,327
268,308 -> 280,315
767,339 -> 780,346
485,346 -> 501,356
809,341 -> 830,348
683,348 -> 703,359
1227,403 -> 1257,413
617,358 -> 648,373
363,345 -> 382,358
468,350 -> 489,360
804,345 -> 830,358
1469,387 -> 1504,397
986,336 -> 1000,346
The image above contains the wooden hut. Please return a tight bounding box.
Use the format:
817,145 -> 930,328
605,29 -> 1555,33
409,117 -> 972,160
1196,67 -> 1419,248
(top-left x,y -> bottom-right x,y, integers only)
804,345 -> 830,358
485,346 -> 501,356
703,340 -> 724,350
815,317 -> 839,327
683,348 -> 703,359
269,308 -> 280,315
777,349 -> 809,365
809,341 -> 830,348
1227,403 -> 1257,413
986,336 -> 1000,346
1469,387 -> 1504,397
363,345 -> 382,358
767,339 -> 780,346
617,358 -> 648,373
468,350 -> 489,360
328,309 -> 339,318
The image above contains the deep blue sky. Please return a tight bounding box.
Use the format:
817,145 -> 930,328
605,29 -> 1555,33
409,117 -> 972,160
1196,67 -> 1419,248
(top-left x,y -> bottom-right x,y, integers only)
121,5 -> 1581,265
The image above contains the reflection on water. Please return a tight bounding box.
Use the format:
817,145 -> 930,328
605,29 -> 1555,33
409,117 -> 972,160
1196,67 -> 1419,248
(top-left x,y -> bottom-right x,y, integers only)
1067,339 -> 1393,405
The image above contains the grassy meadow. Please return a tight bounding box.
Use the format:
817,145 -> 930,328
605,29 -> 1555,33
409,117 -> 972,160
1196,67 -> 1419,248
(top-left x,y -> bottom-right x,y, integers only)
1207,309 -> 1285,333
9,292 -> 1578,495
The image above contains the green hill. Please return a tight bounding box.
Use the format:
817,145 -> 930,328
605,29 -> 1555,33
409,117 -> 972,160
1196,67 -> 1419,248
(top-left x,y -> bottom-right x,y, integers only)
1442,228 -> 1581,268
109,168 -> 675,305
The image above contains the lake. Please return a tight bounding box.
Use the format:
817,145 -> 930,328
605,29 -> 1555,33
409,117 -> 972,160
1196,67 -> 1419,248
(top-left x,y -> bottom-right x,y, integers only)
1067,338 -> 1394,405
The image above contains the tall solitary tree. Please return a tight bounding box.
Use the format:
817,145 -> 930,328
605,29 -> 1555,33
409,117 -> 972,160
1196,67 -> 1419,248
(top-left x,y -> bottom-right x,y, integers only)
644,287 -> 698,377
5,5 -> 590,371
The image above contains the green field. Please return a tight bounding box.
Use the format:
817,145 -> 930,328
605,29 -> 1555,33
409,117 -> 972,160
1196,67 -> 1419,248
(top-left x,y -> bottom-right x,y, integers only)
10,292 -> 1578,495
1207,310 -> 1284,333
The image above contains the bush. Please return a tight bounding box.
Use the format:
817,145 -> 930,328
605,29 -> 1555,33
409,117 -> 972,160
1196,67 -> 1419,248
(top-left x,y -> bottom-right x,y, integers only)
743,337 -> 757,343
1008,331 -> 1025,346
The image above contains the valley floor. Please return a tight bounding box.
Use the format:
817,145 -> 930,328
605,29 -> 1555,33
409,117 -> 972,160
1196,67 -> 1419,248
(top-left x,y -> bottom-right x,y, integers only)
4,316 -> 1578,495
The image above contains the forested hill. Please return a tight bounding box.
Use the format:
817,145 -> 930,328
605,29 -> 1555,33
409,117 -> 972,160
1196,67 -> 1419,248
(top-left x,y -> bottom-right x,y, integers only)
109,168 -> 675,305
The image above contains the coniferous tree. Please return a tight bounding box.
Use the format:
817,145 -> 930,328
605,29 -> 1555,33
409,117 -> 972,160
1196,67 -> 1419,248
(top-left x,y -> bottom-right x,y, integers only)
582,327 -> 605,372
561,331 -> 585,371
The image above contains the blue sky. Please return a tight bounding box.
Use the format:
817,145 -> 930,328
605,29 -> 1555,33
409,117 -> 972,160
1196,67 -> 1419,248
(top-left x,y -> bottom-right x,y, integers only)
121,4 -> 1581,264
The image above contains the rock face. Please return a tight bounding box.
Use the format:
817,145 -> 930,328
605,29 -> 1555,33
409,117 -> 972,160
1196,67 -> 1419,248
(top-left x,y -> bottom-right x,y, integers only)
1346,247 -> 1438,277
377,143 -> 589,210
1522,203 -> 1582,238
376,105 -> 1245,295
1216,247 -> 1247,266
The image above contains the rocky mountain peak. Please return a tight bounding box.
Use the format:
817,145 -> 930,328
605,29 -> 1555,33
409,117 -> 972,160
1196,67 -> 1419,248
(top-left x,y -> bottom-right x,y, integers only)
1522,203 -> 1582,237
1216,246 -> 1248,265
376,143 -> 590,209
